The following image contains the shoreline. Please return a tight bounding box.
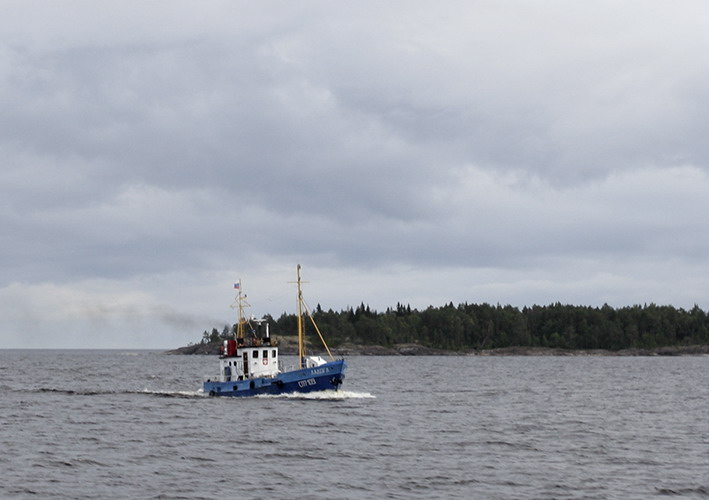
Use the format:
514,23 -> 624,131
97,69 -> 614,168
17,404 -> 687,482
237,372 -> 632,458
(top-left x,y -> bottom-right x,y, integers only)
166,341 -> 709,357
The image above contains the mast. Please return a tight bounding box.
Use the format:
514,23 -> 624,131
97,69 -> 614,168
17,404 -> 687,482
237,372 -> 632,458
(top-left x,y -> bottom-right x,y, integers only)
232,279 -> 249,343
296,264 -> 305,368
293,265 -> 335,366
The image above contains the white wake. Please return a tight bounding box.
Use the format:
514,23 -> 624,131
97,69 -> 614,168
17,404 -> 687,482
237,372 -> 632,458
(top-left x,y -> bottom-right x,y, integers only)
255,390 -> 376,400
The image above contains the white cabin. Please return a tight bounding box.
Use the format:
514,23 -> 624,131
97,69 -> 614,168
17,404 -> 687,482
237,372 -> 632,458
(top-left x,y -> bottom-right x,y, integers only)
218,345 -> 279,381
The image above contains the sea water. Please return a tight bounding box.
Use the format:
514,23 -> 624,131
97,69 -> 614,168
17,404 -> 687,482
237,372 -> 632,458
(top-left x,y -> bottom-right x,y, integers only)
1,350 -> 708,499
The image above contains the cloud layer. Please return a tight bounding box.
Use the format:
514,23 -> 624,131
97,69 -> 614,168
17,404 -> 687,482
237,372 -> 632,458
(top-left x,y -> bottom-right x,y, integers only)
2,2 -> 709,348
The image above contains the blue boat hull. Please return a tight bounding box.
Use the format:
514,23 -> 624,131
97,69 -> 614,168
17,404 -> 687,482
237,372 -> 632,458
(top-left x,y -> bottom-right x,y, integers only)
203,359 -> 346,397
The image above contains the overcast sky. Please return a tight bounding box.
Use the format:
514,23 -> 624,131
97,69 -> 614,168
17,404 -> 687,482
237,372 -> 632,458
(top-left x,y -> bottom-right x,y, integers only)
2,1 -> 709,348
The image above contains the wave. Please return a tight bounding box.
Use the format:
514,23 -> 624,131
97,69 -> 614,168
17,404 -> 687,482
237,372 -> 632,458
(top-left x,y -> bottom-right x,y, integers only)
36,388 -> 107,396
656,486 -> 709,496
146,388 -> 376,399
140,388 -> 207,398
254,390 -> 376,400
30,387 -> 373,400
31,387 -> 207,398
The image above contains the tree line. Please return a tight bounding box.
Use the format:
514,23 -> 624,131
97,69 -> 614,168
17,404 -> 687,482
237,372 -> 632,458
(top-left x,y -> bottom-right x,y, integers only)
198,301 -> 709,351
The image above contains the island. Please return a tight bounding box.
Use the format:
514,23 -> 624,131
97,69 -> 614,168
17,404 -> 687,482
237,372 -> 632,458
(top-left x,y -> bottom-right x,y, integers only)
168,302 -> 709,356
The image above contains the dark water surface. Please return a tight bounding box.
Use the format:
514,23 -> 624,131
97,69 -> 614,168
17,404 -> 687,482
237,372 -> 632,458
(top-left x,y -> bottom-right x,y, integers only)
1,350 -> 708,499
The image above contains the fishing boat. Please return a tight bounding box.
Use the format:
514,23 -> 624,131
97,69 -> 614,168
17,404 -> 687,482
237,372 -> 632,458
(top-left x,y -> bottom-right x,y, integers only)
204,265 -> 346,397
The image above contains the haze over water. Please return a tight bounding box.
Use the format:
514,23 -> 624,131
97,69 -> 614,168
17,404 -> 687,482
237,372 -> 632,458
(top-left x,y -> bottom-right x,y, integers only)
1,350 -> 707,499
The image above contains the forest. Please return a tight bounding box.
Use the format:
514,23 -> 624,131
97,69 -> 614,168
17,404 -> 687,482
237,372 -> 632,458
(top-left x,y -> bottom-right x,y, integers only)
197,301 -> 709,351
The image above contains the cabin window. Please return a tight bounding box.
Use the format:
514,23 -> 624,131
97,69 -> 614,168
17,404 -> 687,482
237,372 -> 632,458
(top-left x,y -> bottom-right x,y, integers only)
272,349 -> 276,358
252,350 -> 258,358
263,350 -> 268,359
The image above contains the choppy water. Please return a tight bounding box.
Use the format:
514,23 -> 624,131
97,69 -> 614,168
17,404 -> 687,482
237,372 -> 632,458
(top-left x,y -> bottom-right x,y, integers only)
1,350 -> 708,499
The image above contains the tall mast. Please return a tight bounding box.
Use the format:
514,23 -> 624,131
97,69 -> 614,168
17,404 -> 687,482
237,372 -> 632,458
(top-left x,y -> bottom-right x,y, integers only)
232,279 -> 249,342
292,265 -> 334,364
296,264 -> 305,368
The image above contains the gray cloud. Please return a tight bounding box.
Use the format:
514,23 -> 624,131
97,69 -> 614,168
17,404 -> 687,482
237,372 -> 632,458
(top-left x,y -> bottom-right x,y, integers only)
2,1 -> 709,347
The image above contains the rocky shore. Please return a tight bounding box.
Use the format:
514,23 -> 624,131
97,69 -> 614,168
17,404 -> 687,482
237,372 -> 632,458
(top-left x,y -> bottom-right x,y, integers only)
166,338 -> 709,356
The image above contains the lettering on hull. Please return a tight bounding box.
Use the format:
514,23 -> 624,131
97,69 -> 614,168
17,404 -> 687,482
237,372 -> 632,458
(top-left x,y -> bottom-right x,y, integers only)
297,378 -> 317,388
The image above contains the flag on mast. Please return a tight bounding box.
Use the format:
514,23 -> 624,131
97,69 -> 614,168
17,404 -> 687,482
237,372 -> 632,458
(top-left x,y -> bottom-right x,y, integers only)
234,282 -> 240,289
